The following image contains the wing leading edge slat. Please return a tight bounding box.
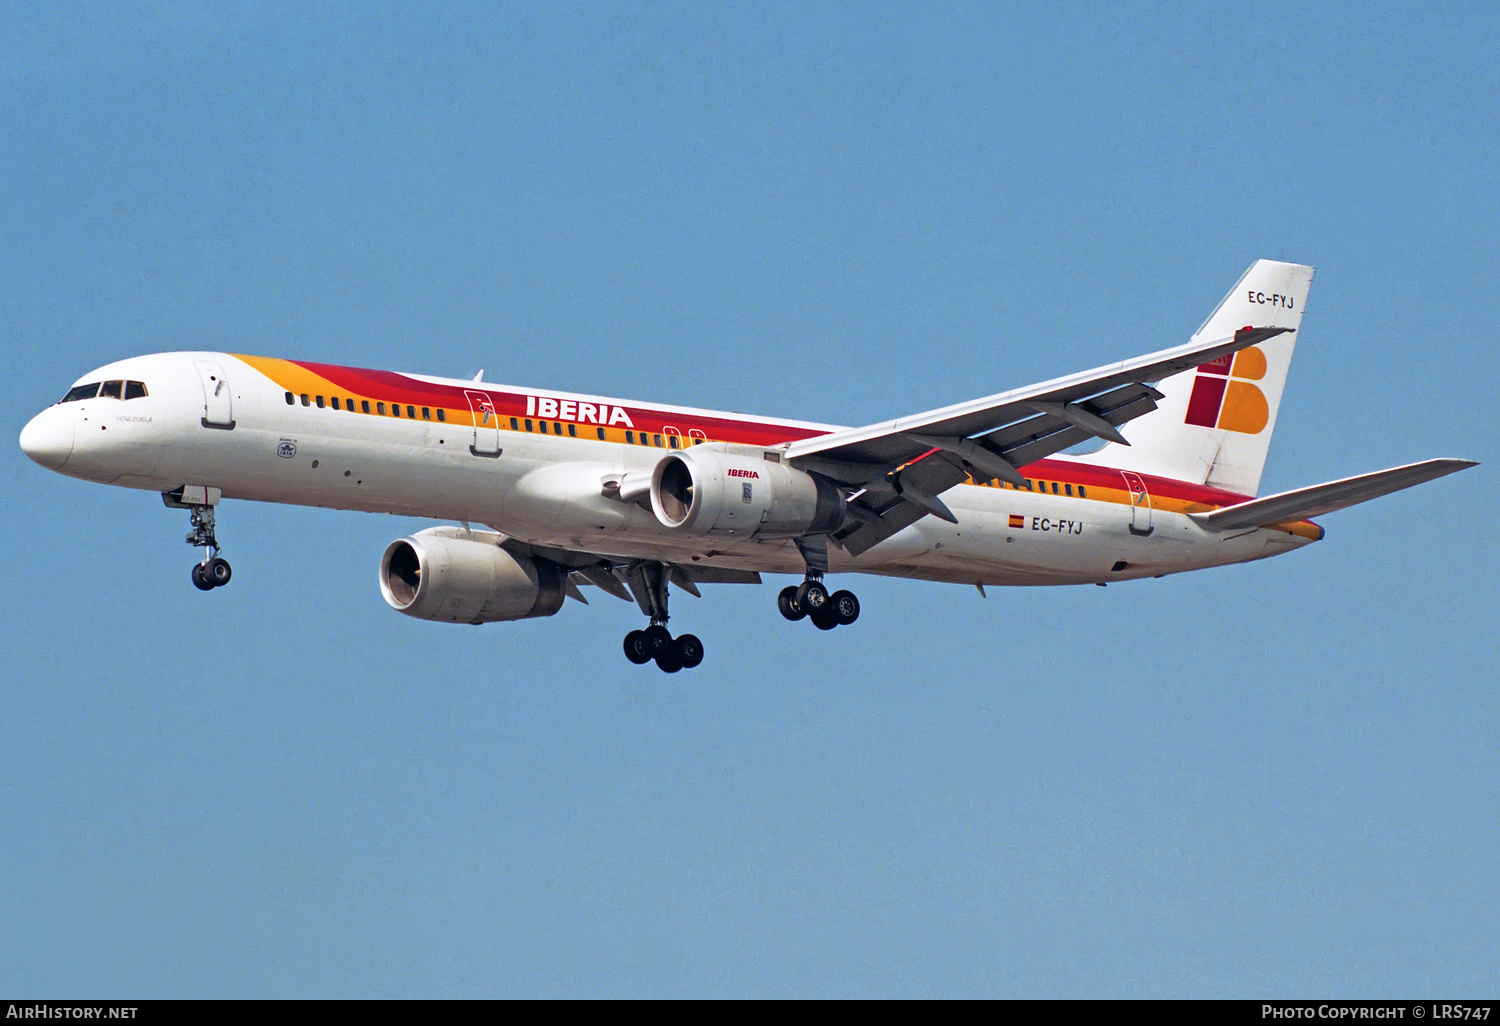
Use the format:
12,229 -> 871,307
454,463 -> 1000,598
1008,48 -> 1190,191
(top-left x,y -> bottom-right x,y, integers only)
785,326 -> 1289,467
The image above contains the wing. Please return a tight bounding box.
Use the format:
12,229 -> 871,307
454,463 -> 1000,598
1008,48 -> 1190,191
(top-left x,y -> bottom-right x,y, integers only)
495,536 -> 761,611
785,326 -> 1291,556
1189,459 -> 1477,531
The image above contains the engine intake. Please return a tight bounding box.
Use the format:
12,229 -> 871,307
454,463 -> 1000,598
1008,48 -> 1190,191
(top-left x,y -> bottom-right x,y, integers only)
649,446 -> 844,539
380,526 -> 565,624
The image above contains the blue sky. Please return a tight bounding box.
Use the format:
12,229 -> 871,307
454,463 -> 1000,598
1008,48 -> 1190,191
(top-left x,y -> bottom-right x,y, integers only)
2,2 -> 1494,997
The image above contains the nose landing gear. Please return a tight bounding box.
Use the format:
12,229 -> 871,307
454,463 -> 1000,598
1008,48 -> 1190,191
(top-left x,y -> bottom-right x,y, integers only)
165,486 -> 232,592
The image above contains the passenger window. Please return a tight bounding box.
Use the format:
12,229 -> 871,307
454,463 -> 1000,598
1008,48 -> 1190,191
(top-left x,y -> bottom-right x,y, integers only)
99,381 -> 123,399
436,409 -> 445,422
316,395 -> 325,409
1079,486 -> 1087,498
391,404 -> 400,417
525,419 -> 533,432
626,431 -> 634,444
377,402 -> 386,415
125,381 -> 148,400
1065,483 -> 1073,496
568,424 -> 576,437
407,406 -> 416,418
553,422 -> 562,435
301,394 -> 310,407
653,434 -> 663,447
1051,481 -> 1059,494
596,428 -> 605,440
669,435 -> 679,449
331,397 -> 341,410
510,417 -> 519,430
422,407 -> 431,420
285,391 -> 295,405
362,400 -> 371,414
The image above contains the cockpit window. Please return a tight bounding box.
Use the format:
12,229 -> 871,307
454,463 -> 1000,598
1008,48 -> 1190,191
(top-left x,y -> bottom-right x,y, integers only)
125,381 -> 148,399
99,381 -> 123,399
61,383 -> 101,403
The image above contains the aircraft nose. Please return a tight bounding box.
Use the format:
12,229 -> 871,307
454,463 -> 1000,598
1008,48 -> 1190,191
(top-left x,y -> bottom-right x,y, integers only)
19,408 -> 74,470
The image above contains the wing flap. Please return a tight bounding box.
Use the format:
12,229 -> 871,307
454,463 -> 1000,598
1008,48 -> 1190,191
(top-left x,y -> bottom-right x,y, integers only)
1192,459 -> 1477,530
791,327 -> 1289,554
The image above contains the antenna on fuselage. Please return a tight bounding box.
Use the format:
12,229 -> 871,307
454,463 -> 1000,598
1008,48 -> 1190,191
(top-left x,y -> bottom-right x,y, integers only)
470,369 -> 484,382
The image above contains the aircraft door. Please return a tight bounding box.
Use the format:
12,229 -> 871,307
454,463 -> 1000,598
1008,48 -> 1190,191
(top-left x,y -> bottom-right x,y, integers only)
194,360 -> 235,429
1120,471 -> 1153,536
464,390 -> 502,457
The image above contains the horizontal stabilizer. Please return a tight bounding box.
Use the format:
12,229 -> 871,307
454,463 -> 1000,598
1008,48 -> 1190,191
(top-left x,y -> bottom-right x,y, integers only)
1192,458 -> 1477,531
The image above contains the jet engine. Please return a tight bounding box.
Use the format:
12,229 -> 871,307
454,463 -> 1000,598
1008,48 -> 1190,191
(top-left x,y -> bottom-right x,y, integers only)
380,526 -> 565,624
649,446 -> 844,539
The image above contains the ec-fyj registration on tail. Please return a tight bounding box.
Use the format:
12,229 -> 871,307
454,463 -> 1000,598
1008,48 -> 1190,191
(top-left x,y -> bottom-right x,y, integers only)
20,261 -> 1476,672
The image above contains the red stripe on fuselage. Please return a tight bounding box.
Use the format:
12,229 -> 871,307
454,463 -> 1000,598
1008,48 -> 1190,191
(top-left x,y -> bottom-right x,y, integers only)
289,360 -> 830,446
286,360 -> 1257,508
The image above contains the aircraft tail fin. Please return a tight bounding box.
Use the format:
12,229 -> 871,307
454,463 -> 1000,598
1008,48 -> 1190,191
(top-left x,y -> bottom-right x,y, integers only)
1189,458 -> 1476,531
1089,259 -> 1314,496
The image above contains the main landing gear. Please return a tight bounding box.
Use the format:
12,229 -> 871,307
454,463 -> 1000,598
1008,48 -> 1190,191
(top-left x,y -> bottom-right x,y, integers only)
620,561 -> 704,674
779,535 -> 860,631
623,625 -> 704,674
777,579 -> 860,630
165,488 -> 232,592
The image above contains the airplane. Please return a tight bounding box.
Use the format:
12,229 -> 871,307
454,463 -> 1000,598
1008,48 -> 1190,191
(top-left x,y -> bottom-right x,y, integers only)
18,260 -> 1476,672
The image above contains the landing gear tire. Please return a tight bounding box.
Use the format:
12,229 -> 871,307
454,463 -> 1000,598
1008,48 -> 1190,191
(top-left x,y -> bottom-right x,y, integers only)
655,648 -> 683,673
623,630 -> 652,665
191,564 -> 214,591
643,624 -> 672,656
811,607 -> 839,630
778,585 -> 806,621
796,579 -> 829,614
206,557 -> 232,587
830,589 -> 860,626
673,633 -> 704,669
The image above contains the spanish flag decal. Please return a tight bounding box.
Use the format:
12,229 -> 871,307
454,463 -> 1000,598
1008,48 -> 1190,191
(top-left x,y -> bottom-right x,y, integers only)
1009,514 -> 1025,529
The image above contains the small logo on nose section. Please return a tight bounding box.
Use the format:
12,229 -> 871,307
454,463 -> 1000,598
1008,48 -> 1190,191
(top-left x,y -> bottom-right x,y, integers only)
277,440 -> 297,458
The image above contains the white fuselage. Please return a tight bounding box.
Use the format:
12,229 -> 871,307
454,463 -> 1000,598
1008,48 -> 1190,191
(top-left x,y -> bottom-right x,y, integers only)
20,352 -> 1318,588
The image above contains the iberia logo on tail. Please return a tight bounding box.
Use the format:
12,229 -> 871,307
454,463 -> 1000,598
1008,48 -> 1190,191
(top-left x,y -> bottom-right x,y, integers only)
1184,346 -> 1269,434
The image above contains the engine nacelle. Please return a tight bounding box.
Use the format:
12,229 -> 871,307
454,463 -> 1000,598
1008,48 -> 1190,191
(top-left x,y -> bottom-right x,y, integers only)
380,526 -> 565,624
649,445 -> 844,539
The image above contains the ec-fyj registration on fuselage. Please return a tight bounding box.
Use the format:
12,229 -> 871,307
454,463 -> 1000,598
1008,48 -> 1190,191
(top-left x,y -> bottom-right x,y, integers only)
18,260 -> 1476,672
